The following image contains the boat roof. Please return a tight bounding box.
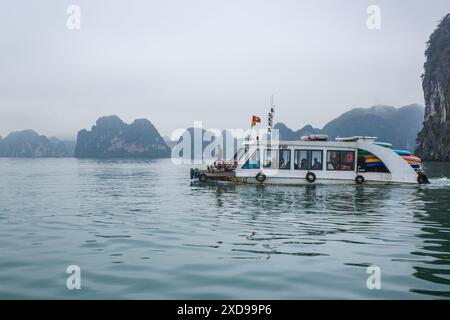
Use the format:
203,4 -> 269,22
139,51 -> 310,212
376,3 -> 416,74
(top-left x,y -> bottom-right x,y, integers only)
335,136 -> 377,142
244,136 -> 379,148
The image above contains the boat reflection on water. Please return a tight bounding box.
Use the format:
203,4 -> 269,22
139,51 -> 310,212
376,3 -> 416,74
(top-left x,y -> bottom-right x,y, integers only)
194,180 -> 399,215
191,178 -> 450,298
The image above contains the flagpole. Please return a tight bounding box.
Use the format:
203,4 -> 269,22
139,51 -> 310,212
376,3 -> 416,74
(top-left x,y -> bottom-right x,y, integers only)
249,115 -> 260,141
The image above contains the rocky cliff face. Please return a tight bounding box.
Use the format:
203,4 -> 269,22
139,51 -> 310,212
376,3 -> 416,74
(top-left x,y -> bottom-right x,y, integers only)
74,115 -> 170,158
0,130 -> 73,157
416,14 -> 450,160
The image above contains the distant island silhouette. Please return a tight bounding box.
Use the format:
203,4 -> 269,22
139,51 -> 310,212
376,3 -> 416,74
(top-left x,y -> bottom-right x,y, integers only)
74,115 -> 171,158
0,129 -> 74,157
0,104 -> 424,158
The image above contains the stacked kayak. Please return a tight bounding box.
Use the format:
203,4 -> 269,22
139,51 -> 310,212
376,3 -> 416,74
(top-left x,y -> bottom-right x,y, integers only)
364,154 -> 385,168
394,151 -> 422,169
358,142 -> 391,169
362,143 -> 422,170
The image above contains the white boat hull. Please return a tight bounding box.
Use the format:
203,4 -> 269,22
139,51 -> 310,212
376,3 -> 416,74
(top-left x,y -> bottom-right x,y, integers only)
239,176 -> 414,185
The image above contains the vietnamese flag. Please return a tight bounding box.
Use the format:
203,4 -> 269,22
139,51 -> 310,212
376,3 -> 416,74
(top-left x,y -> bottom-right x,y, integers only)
251,115 -> 261,127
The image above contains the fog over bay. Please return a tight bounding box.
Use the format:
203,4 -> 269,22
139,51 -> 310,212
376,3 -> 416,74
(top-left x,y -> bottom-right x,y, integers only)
1,0 -> 449,139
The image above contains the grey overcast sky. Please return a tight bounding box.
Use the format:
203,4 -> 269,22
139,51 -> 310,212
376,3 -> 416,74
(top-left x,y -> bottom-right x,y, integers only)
0,0 -> 449,139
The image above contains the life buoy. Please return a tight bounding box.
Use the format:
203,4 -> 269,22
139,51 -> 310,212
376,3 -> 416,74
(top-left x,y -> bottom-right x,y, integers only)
255,173 -> 267,183
198,173 -> 208,182
355,175 -> 365,185
306,172 -> 316,183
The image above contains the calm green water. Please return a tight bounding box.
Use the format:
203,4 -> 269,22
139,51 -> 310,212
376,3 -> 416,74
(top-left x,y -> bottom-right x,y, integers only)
0,159 -> 449,299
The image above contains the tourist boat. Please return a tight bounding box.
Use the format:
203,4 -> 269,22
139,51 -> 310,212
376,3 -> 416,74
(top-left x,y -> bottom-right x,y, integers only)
190,135 -> 430,185
190,106 -> 430,185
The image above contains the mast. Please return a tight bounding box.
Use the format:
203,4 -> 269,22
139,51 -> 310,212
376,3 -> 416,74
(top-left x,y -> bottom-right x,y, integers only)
268,94 -> 275,134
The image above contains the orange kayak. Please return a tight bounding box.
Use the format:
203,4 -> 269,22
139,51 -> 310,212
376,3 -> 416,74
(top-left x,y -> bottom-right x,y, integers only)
401,155 -> 421,163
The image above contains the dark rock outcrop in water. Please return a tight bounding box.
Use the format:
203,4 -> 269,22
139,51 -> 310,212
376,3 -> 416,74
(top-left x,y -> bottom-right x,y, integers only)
74,115 -> 170,158
276,104 -> 424,150
416,14 -> 450,161
0,130 -> 73,157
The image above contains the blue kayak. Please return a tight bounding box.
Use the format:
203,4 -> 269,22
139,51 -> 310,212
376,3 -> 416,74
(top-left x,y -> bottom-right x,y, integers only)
366,162 -> 384,168
366,162 -> 420,169
394,149 -> 412,156
373,142 -> 393,148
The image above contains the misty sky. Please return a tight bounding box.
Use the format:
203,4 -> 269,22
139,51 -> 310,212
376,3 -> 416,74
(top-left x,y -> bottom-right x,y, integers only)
1,0 -> 449,139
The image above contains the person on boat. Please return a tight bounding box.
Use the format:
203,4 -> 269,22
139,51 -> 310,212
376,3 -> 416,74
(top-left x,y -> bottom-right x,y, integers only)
282,160 -> 291,169
264,150 -> 274,168
264,159 -> 272,168
279,157 -> 290,169
312,158 -> 321,170
327,159 -> 336,170
300,158 -> 308,170
328,153 -> 341,170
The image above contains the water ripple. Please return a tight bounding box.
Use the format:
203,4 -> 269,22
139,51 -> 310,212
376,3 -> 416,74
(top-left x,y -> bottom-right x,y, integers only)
0,158 -> 449,299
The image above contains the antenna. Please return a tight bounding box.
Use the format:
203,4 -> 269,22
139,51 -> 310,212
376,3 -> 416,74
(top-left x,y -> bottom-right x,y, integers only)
268,94 -> 275,133
270,94 -> 275,113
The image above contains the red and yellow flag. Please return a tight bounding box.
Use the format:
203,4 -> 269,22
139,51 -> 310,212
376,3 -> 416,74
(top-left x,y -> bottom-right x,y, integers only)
251,115 -> 261,127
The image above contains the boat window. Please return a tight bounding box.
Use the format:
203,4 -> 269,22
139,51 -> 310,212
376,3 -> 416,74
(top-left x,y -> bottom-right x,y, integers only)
311,151 -> 323,170
279,149 -> 291,170
242,149 -> 260,169
294,150 -> 323,170
326,150 -> 355,171
263,149 -> 277,169
294,150 -> 308,170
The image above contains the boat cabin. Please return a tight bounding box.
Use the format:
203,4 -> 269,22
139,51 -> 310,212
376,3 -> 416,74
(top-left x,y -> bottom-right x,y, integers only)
233,136 -> 425,184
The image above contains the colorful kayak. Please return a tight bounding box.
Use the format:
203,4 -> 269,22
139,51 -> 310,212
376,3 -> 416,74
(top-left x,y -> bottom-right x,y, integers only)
366,162 -> 420,169
408,164 -> 421,168
358,150 -> 368,156
361,144 -> 422,171
373,142 -> 393,149
365,154 -> 380,160
365,162 -> 385,168
401,155 -> 422,163
365,152 -> 421,162
365,157 -> 382,164
394,150 -> 412,156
